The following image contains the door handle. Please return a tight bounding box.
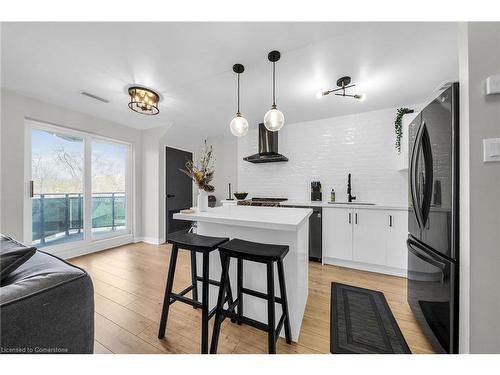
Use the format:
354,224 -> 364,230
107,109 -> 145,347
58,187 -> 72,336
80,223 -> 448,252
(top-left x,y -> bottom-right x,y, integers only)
348,212 -> 351,224
355,213 -> 358,225
29,180 -> 34,198
420,124 -> 434,227
407,238 -> 447,270
166,194 -> 176,198
410,119 -> 426,230
389,214 -> 393,227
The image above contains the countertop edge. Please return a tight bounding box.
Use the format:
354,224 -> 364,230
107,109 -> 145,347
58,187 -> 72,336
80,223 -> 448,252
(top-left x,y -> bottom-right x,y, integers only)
281,202 -> 408,211
173,208 -> 313,232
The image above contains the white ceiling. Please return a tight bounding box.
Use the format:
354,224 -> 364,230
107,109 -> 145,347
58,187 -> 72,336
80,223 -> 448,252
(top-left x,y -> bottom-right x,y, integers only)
1,22 -> 459,136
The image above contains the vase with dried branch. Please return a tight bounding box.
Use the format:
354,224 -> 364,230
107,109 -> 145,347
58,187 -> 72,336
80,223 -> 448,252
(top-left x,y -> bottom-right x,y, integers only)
180,141 -> 215,211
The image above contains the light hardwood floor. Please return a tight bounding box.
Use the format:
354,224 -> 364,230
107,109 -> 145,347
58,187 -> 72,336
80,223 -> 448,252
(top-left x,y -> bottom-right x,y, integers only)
70,242 -> 434,354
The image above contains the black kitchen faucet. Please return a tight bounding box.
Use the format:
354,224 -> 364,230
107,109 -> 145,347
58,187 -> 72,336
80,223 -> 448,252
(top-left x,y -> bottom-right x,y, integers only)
347,173 -> 356,202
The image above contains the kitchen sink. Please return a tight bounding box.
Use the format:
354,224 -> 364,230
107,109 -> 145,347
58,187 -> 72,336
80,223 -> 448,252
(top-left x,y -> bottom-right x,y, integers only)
327,202 -> 376,205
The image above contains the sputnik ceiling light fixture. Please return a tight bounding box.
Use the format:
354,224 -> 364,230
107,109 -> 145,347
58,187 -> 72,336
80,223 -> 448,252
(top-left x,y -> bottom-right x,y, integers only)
229,64 -> 249,137
263,50 -> 285,132
316,76 -> 366,101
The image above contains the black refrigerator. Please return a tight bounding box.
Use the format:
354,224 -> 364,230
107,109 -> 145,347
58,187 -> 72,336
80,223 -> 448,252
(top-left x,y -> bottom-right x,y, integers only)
407,83 -> 459,354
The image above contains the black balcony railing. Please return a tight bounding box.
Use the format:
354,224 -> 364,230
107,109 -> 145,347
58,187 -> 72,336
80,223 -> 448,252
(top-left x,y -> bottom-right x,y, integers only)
32,192 -> 126,245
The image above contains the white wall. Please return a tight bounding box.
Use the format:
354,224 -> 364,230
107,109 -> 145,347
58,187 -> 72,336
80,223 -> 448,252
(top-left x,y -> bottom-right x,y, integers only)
206,134 -> 238,204
238,107 -> 412,205
141,124 -> 206,244
0,89 -> 143,250
458,22 -> 500,354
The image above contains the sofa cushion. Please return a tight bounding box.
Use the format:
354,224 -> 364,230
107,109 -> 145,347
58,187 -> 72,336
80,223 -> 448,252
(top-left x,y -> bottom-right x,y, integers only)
0,249 -> 88,306
0,250 -> 94,353
0,234 -> 37,283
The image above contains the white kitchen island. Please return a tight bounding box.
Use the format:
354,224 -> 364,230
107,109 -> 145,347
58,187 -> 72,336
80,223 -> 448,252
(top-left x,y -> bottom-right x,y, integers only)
173,205 -> 312,342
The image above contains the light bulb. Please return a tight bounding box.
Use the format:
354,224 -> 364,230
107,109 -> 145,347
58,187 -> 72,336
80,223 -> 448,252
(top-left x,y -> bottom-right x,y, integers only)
316,90 -> 327,99
230,114 -> 249,137
354,93 -> 366,102
264,107 -> 285,132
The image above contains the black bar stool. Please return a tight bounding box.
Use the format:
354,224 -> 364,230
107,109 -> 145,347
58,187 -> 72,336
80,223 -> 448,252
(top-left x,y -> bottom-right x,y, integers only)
210,238 -> 292,354
158,232 -> 234,354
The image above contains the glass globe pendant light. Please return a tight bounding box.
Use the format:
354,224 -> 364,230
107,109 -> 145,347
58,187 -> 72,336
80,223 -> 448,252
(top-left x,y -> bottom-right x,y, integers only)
229,64 -> 249,137
264,50 -> 285,132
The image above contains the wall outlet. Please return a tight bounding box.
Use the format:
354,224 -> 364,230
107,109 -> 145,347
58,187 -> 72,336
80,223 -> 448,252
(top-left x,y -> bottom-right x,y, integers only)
483,138 -> 500,162
486,75 -> 500,95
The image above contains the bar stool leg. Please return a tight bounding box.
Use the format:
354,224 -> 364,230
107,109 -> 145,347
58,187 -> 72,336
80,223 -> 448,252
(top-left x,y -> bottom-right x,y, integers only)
201,251 -> 210,354
158,244 -> 179,339
190,250 -> 198,307
219,252 -> 235,322
277,259 -> 292,344
237,257 -> 243,325
267,261 -> 276,354
210,253 -> 230,354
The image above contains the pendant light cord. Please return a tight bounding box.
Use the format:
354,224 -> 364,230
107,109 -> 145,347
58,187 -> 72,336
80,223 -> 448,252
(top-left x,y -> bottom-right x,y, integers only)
272,61 -> 276,106
237,73 -> 240,113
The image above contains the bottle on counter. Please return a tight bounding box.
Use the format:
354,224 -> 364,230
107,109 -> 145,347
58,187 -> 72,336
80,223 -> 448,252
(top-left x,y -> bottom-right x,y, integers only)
330,188 -> 336,202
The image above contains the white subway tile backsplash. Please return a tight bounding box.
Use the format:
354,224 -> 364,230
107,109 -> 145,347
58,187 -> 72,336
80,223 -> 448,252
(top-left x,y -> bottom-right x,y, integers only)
238,107 -> 409,205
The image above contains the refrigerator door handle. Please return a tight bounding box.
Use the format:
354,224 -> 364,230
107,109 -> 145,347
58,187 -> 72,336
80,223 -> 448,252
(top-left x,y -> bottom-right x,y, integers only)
410,120 -> 425,230
420,123 -> 434,227
407,238 -> 447,271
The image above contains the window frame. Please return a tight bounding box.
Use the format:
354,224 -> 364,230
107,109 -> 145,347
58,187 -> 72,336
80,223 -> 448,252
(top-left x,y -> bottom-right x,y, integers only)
24,118 -> 134,253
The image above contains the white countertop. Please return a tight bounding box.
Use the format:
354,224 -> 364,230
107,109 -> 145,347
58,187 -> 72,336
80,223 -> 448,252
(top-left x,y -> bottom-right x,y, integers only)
281,200 -> 408,211
173,205 -> 313,231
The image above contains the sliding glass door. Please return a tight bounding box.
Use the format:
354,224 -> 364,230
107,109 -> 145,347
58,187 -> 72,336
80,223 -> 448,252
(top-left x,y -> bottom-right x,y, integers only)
28,121 -> 132,250
31,128 -> 84,247
91,140 -> 128,238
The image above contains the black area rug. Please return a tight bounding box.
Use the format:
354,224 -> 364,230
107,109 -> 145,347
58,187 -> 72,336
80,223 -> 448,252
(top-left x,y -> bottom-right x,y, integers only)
330,282 -> 411,354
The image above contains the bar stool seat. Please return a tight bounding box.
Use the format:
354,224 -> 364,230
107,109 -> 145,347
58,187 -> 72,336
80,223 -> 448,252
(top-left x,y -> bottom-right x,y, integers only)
210,238 -> 292,354
217,238 -> 289,261
166,231 -> 229,251
158,232 -> 232,354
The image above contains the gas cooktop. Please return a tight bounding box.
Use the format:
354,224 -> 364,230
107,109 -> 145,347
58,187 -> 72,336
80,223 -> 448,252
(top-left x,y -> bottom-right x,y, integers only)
238,197 -> 288,207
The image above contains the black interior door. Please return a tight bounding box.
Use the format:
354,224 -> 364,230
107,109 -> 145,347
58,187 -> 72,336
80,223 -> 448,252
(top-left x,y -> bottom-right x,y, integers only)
166,147 -> 193,236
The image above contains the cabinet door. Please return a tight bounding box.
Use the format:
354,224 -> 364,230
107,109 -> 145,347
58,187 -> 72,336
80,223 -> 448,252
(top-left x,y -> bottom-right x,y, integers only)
385,210 -> 408,269
322,208 -> 353,260
352,209 -> 386,265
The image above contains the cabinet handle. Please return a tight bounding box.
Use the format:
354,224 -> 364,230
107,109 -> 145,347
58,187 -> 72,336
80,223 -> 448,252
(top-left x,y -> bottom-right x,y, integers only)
389,214 -> 393,227
348,212 -> 351,224
355,213 -> 358,225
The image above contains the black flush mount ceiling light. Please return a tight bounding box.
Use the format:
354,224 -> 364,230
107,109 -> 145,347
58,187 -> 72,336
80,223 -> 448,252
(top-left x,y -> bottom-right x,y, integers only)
263,50 -> 285,132
229,63 -> 249,137
128,86 -> 160,115
316,76 -> 366,101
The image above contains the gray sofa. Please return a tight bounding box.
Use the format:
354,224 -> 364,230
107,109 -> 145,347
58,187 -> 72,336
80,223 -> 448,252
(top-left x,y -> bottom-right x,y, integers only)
1,237 -> 94,354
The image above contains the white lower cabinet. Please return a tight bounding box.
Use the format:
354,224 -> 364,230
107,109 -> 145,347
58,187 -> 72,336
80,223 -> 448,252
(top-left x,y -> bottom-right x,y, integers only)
352,209 -> 387,266
322,207 -> 408,276
385,210 -> 408,269
322,207 -> 353,260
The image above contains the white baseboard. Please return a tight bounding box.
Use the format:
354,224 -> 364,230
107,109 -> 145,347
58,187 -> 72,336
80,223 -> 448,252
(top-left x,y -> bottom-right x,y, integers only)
135,236 -> 165,245
55,234 -> 135,259
323,256 -> 407,277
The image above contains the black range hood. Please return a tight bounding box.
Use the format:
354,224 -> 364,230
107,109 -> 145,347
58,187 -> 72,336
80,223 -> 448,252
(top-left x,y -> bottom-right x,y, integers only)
243,123 -> 288,164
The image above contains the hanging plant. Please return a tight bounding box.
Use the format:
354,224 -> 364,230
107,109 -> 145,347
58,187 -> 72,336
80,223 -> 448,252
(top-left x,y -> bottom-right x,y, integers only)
394,107 -> 414,153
